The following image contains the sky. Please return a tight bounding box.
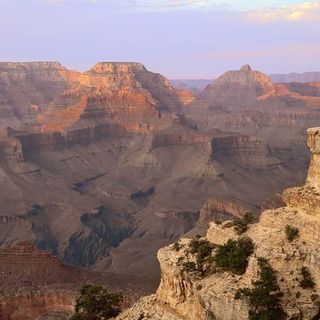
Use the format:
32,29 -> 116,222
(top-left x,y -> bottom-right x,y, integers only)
0,0 -> 319,78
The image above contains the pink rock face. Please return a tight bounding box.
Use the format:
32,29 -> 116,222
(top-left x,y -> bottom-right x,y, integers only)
37,61 -> 186,134
0,61 -> 187,137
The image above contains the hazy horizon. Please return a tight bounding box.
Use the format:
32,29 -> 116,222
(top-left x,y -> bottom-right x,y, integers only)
1,0 -> 319,78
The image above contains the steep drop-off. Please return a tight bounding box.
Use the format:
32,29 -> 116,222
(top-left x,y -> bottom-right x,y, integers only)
117,127 -> 320,319
0,61 -> 317,283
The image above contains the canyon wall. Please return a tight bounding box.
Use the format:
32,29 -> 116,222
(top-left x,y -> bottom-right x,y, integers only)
117,127 -> 320,320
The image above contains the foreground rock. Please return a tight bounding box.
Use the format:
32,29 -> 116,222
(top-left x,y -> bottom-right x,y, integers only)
117,127 -> 320,319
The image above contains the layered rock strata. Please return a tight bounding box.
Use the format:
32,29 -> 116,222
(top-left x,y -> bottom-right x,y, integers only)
38,62 -> 187,134
0,62 -> 80,128
117,127 -> 320,320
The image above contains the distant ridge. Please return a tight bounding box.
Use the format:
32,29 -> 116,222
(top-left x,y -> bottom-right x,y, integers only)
270,71 -> 320,83
170,79 -> 213,93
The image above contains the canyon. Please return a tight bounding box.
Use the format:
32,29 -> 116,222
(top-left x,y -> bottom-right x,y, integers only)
1,62 -> 320,319
116,127 -> 320,320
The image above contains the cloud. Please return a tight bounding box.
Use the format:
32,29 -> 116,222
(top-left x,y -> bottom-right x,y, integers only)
247,1 -> 320,22
134,0 -> 228,11
39,0 -> 65,4
38,0 -> 228,11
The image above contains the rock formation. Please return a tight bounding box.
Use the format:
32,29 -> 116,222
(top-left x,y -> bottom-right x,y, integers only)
199,64 -> 276,110
0,242 -> 151,320
0,62 -> 80,128
0,61 -> 317,288
117,127 -> 320,320
270,72 -> 320,83
38,62 -> 188,135
0,291 -> 74,320
210,133 -> 278,169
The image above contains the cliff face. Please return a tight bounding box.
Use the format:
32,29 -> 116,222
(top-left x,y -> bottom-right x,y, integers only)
38,62 -> 187,135
117,127 -> 320,320
0,61 -> 191,147
210,134 -> 278,169
306,128 -> 320,189
0,291 -> 74,320
189,66 -> 320,153
0,242 -> 151,320
0,62 -> 80,128
0,242 -> 77,320
0,242 -> 85,291
200,64 -> 276,110
198,197 -> 256,225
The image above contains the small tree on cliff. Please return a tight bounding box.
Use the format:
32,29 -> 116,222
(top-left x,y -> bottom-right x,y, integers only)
70,284 -> 123,320
235,258 -> 286,320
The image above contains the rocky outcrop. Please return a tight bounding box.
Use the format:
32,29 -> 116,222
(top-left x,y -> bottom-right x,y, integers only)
211,133 -> 278,169
200,64 -> 276,110
0,241 -> 150,319
185,65 -> 320,167
306,127 -> 320,189
38,62 -> 186,135
282,127 -> 320,214
117,127 -> 320,320
0,242 -> 78,319
198,197 -> 256,224
0,61 -> 187,138
151,124 -> 209,152
0,62 -> 80,128
174,89 -> 195,105
0,242 -> 85,291
17,122 -> 124,152
0,290 -> 74,320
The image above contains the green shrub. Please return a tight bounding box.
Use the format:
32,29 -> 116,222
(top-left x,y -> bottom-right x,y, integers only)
172,241 -> 181,251
190,237 -> 215,275
180,236 -> 215,276
285,225 -> 299,242
214,237 -> 254,274
232,219 -> 249,234
70,284 -> 123,320
299,267 -> 315,289
235,258 -> 286,320
232,212 -> 254,235
181,261 -> 197,273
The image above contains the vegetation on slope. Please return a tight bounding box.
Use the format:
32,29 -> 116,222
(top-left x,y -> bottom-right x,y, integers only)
235,258 -> 286,320
70,284 -> 123,320
176,235 -> 254,277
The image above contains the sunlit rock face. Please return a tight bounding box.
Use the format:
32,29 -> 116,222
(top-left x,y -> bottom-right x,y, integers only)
38,61 -> 188,135
306,127 -> 320,190
0,61 -> 189,136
